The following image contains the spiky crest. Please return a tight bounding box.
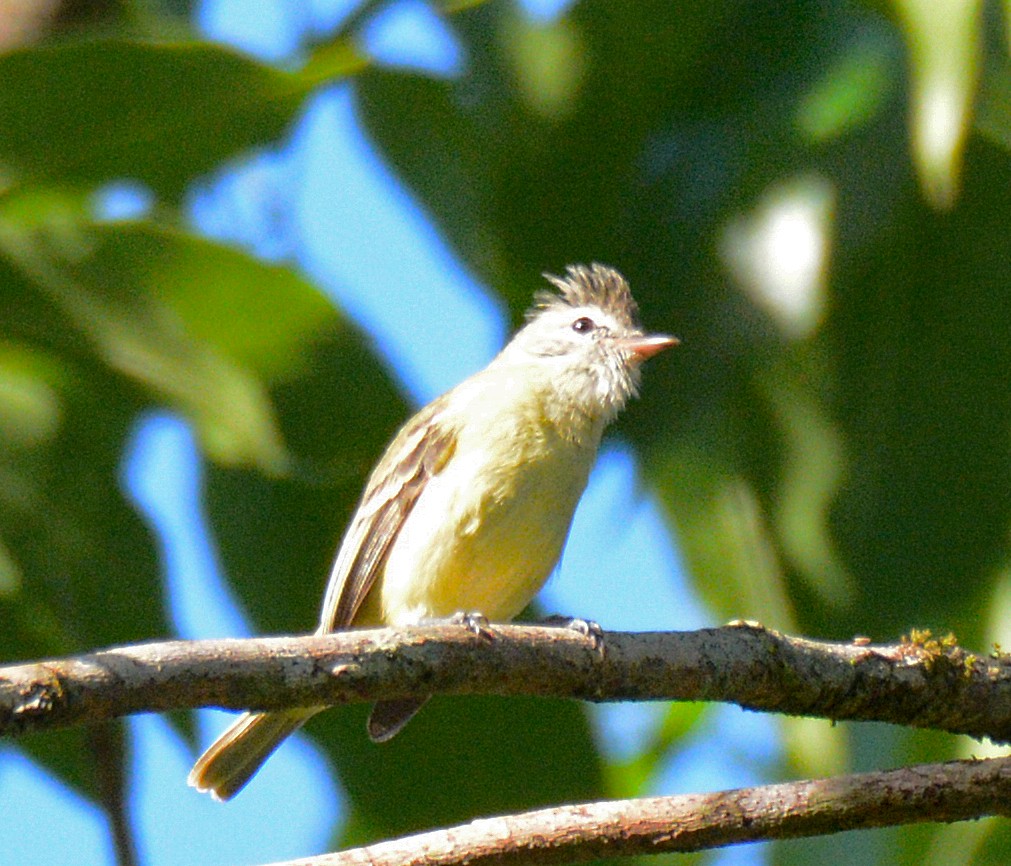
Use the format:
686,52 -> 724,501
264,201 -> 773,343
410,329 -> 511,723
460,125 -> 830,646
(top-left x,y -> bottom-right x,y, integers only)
532,263 -> 640,330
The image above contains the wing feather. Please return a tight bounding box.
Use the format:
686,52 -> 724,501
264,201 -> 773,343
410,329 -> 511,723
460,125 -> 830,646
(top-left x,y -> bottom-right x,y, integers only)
317,397 -> 457,633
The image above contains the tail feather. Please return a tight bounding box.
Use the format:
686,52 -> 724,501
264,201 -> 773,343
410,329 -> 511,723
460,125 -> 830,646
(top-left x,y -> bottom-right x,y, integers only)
188,708 -> 319,801
367,697 -> 429,743
190,697 -> 431,799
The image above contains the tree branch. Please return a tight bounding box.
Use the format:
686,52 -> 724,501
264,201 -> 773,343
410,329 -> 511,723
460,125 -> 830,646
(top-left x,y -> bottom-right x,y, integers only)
258,755 -> 1011,866
2,623 -> 1010,743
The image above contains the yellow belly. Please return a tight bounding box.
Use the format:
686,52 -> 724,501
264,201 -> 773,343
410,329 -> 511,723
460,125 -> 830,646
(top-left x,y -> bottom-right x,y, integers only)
374,405 -> 596,625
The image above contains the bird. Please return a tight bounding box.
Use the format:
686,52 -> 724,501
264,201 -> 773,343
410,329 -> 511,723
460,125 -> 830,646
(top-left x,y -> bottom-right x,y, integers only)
188,263 -> 677,800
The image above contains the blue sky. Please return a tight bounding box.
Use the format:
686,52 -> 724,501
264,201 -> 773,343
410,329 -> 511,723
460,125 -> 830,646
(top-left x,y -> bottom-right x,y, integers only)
0,2 -> 777,864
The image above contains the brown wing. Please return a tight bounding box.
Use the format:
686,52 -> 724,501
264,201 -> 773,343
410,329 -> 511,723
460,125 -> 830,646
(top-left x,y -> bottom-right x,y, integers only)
316,396 -> 457,633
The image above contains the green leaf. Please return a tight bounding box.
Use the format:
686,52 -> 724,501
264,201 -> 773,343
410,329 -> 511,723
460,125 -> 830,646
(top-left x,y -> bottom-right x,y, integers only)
0,337 -> 165,662
0,198 -> 343,473
0,38 -> 364,198
0,193 -> 381,801
893,0 -> 983,208
796,30 -> 895,142
975,44 -> 1011,152
0,330 -> 164,799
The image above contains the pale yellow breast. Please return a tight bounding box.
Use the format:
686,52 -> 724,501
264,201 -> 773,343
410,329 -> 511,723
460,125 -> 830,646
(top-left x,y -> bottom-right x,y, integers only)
377,368 -> 600,626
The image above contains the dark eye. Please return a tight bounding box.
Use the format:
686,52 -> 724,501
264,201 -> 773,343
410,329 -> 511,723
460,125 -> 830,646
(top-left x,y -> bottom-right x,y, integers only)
572,316 -> 595,333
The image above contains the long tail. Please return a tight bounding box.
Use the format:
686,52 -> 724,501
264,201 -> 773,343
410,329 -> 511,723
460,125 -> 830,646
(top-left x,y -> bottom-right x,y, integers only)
188,708 -> 319,801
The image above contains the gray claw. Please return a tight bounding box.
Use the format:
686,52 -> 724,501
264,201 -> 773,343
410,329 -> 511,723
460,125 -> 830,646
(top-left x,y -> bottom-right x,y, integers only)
451,611 -> 494,640
543,615 -> 606,654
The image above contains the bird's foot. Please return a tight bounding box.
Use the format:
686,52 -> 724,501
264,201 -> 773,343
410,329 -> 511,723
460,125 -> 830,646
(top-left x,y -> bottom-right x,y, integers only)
542,614 -> 606,655
448,610 -> 494,641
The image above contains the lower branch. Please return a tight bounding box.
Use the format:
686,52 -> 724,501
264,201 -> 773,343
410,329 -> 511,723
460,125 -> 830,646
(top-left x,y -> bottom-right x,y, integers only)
269,756 -> 1011,866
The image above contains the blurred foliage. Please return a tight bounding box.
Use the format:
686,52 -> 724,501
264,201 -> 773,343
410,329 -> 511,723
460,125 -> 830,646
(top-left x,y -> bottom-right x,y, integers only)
1,0 -> 1011,864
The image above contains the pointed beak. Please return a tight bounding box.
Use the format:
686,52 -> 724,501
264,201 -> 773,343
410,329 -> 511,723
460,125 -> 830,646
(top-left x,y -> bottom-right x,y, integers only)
621,333 -> 680,360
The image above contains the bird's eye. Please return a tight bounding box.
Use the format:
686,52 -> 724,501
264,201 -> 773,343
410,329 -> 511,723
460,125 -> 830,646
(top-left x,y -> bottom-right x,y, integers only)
572,316 -> 595,334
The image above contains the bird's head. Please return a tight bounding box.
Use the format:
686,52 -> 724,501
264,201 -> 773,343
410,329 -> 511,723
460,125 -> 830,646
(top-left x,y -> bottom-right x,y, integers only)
503,263 -> 678,425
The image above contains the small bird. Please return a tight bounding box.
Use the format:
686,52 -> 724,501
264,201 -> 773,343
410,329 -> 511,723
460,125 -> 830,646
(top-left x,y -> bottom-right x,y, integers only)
188,263 -> 677,800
